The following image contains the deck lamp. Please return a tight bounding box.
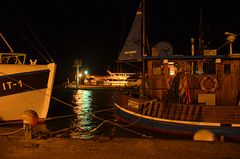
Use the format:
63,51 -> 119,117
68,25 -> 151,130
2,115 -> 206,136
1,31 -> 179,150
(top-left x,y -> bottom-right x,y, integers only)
225,32 -> 237,55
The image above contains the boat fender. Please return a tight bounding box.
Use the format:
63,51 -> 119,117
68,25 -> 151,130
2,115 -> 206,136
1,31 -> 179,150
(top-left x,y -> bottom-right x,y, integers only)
200,76 -> 218,93
193,129 -> 216,142
21,110 -> 39,127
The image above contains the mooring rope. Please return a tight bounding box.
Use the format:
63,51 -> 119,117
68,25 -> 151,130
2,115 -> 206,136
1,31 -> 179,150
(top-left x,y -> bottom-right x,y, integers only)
92,115 -> 152,138
49,127 -> 76,137
42,114 -> 75,121
89,120 -> 110,133
0,121 -> 22,126
94,108 -> 116,113
0,128 -> 23,136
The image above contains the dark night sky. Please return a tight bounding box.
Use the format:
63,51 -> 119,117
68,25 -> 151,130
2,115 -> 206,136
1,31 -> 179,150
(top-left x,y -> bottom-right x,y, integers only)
1,0 -> 240,84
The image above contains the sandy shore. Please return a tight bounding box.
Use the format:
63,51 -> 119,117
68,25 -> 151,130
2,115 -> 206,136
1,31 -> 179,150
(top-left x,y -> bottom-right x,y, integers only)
1,126 -> 240,159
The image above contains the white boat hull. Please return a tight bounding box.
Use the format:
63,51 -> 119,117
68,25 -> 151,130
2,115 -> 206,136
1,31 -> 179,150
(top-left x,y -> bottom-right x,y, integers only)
0,63 -> 56,121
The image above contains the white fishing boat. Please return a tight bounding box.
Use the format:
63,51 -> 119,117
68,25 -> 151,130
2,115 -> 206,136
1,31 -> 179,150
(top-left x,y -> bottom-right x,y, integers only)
0,33 -> 56,121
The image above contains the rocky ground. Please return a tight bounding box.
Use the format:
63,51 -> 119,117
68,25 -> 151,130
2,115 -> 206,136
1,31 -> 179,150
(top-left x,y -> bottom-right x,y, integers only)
0,126 -> 240,159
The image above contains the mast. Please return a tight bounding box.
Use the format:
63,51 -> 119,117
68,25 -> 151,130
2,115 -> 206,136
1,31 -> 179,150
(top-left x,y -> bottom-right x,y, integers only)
141,0 -> 146,98
198,7 -> 203,55
142,0 -> 146,56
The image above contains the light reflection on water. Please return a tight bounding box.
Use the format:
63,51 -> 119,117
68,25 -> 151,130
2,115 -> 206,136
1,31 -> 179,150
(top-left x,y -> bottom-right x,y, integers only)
36,88 -> 118,139
71,90 -> 95,139
47,88 -> 117,139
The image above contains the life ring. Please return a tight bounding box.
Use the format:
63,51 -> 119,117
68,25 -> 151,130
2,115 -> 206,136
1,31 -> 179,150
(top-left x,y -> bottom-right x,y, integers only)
199,76 -> 218,93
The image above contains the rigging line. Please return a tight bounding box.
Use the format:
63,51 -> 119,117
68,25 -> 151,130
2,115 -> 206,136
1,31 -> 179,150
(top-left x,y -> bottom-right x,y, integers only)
0,70 -> 121,112
0,71 -> 75,109
217,42 -> 228,51
206,28 -> 226,47
0,73 -> 123,113
0,33 -> 15,53
125,62 -> 142,70
51,96 -> 75,108
10,21 -> 50,63
19,14 -> 55,63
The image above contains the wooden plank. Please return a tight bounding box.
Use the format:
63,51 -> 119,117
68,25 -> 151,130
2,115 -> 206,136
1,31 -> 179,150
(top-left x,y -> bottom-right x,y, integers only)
186,105 -> 195,121
156,102 -> 164,118
168,104 -> 177,119
152,101 -> 160,117
193,105 -> 201,121
174,105 -> 182,120
146,102 -> 153,116
180,105 -> 189,121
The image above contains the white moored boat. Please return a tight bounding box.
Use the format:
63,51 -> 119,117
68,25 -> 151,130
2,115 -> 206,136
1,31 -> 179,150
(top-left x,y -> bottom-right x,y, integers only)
0,33 -> 56,121
84,70 -> 136,87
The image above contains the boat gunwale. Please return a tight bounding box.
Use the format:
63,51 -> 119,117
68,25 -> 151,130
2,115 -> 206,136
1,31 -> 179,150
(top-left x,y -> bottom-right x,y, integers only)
114,102 -> 240,128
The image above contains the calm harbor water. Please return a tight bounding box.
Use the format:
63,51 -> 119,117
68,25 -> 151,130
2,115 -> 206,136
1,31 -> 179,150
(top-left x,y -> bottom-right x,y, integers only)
44,87 -> 192,140
45,87 -> 195,141
46,88 -> 117,139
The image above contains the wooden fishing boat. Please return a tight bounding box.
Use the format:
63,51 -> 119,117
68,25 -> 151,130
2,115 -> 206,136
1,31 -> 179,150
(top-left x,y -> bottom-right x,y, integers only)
113,0 -> 240,140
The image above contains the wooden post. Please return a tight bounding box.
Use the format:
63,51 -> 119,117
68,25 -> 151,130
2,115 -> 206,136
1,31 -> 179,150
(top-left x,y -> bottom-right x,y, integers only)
23,123 -> 33,140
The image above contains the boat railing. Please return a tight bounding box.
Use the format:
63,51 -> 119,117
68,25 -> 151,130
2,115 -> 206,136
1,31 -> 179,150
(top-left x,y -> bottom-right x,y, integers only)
0,53 -> 26,64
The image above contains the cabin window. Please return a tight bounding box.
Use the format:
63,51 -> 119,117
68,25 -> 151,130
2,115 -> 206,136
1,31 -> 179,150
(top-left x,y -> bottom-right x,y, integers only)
224,64 -> 231,75
203,61 -> 216,74
152,62 -> 163,75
